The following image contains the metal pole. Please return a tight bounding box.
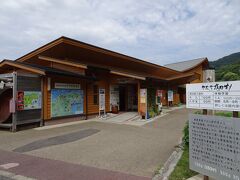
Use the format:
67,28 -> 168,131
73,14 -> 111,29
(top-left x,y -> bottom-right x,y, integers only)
40,77 -> 44,127
203,108 -> 209,180
145,88 -> 148,120
12,72 -> 17,132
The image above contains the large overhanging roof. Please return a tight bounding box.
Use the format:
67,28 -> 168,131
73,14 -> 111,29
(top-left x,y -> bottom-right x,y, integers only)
0,36 -> 206,83
15,36 -> 182,78
0,60 -> 96,80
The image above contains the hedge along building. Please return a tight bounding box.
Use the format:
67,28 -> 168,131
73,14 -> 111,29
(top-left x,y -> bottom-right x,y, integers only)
0,36 -> 209,131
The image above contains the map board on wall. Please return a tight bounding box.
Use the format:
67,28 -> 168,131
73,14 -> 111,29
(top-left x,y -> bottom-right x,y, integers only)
186,81 -> 240,111
24,91 -> 42,110
17,91 -> 42,110
51,89 -> 83,117
189,114 -> 240,180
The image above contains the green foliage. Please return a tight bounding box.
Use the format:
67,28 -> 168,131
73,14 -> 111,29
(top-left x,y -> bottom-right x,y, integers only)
182,122 -> 189,147
169,147 -> 197,180
147,87 -> 158,118
210,52 -> 240,69
222,72 -> 239,81
211,52 -> 240,81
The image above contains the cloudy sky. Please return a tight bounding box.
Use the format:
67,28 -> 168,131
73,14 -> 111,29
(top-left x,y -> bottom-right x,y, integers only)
0,0 -> 240,64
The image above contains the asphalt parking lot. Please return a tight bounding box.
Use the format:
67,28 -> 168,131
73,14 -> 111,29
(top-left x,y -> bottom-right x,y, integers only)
0,108 -> 192,179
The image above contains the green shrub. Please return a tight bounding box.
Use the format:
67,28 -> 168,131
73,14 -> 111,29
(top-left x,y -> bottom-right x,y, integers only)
182,122 -> 189,147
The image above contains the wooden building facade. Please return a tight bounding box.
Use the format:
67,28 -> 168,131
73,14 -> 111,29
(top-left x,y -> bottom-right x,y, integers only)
0,36 -> 209,128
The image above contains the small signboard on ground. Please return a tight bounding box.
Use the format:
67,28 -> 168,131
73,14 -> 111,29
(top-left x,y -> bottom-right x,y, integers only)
99,88 -> 105,111
168,90 -> 173,101
189,114 -> 240,180
186,81 -> 240,111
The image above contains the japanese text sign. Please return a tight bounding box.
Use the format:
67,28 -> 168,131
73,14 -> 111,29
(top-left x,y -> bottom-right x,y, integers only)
189,114 -> 240,180
186,81 -> 240,111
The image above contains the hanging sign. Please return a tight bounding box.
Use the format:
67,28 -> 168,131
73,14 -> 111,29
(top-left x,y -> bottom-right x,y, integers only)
140,89 -> 147,103
189,114 -> 240,180
99,88 -> 105,111
168,90 -> 173,101
186,81 -> 240,111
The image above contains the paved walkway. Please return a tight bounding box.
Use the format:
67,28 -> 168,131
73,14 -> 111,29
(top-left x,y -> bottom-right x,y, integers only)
0,108 -> 193,179
0,150 -> 149,180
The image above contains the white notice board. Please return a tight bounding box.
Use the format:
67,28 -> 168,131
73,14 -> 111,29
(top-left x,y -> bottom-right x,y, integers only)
99,88 -> 105,111
186,81 -> 240,111
168,90 -> 173,101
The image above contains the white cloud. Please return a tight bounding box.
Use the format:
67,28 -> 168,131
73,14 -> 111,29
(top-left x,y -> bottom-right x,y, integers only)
0,0 -> 239,64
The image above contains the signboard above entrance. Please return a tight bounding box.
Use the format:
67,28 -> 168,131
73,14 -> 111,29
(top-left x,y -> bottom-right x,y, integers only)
186,81 -> 240,111
55,83 -> 81,89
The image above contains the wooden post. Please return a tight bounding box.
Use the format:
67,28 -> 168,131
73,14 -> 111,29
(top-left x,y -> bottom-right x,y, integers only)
233,111 -> 238,118
85,82 -> 88,120
202,109 -> 209,180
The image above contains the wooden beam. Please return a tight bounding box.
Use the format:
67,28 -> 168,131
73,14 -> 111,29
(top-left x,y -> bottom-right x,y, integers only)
38,56 -> 87,69
0,61 -> 45,75
110,70 -> 146,80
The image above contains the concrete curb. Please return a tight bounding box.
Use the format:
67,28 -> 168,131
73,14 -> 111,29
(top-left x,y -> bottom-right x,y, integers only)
152,139 -> 184,180
0,170 -> 36,180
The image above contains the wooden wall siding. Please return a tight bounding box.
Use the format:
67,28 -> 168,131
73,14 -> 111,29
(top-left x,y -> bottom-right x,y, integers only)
87,79 -> 110,115
187,65 -> 203,83
17,76 -> 41,91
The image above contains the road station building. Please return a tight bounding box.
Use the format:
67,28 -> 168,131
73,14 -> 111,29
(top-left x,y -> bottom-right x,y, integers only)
0,36 -> 209,131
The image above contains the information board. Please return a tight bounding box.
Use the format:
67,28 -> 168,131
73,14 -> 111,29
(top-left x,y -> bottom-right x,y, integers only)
24,91 -> 42,110
51,89 -> 83,117
186,81 -> 240,111
189,114 -> 240,180
110,85 -> 119,110
99,88 -> 105,111
140,89 -> 147,103
156,90 -> 163,104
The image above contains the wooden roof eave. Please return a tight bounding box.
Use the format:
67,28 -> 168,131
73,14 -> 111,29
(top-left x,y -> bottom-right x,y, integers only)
110,70 -> 146,80
38,55 -> 88,69
16,38 -> 64,62
15,36 -> 182,76
167,73 -> 200,85
0,60 -> 46,75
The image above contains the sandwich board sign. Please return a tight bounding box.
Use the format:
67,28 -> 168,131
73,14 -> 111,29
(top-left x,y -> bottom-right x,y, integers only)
189,114 -> 240,180
186,81 -> 240,111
